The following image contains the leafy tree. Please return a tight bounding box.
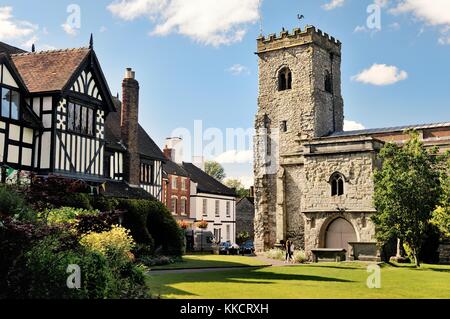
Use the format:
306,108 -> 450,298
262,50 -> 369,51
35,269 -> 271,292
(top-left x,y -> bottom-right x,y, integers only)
205,161 -> 226,182
372,131 -> 442,267
432,155 -> 450,238
224,179 -> 250,198
236,231 -> 250,245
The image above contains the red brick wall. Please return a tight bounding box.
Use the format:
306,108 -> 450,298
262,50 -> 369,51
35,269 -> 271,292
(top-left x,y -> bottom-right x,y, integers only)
165,174 -> 190,217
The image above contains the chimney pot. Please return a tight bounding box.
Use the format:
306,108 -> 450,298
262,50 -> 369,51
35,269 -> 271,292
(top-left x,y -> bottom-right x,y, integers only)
125,68 -> 135,79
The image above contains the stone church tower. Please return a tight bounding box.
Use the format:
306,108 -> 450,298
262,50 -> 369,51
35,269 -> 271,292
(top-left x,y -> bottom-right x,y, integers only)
254,25 -> 450,261
254,26 -> 344,252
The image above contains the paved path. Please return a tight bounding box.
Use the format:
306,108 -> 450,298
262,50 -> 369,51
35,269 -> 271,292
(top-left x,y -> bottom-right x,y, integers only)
148,256 -> 299,275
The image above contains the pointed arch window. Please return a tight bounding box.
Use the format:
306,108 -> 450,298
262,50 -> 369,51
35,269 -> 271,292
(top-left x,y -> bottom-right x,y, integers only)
278,67 -> 292,91
330,172 -> 345,196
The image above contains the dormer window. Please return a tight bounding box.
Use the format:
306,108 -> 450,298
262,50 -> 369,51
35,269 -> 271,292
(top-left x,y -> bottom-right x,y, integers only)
278,67 -> 292,91
330,172 -> 345,196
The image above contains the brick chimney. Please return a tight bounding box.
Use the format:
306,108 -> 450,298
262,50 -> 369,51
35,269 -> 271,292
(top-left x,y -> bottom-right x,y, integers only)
121,68 -> 140,186
163,148 -> 174,161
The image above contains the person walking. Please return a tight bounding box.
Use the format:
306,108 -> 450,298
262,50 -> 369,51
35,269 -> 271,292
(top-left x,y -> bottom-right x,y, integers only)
285,240 -> 292,263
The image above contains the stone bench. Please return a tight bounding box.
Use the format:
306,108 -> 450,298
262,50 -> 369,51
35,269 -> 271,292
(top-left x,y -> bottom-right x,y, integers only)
311,248 -> 347,263
348,242 -> 381,262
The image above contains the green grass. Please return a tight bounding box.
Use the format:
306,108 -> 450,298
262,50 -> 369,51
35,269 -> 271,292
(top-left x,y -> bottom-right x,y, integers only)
150,254 -> 271,270
147,261 -> 450,299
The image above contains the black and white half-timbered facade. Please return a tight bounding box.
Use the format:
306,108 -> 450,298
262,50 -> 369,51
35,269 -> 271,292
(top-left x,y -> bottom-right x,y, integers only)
0,40 -> 164,200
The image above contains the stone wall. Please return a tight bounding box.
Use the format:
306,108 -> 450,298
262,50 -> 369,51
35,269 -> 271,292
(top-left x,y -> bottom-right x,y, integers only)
302,150 -> 377,212
236,198 -> 255,240
303,211 -> 376,260
439,243 -> 450,264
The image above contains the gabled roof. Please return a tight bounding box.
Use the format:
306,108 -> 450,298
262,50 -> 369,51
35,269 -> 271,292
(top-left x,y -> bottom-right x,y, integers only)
328,122 -> 450,138
182,162 -> 236,197
105,97 -> 166,161
237,197 -> 255,207
163,160 -> 189,177
0,41 -> 26,55
10,48 -> 90,93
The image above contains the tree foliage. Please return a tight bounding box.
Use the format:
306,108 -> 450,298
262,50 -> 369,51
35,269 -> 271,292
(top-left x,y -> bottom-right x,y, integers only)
432,155 -> 450,239
224,179 -> 250,198
372,131 -> 442,267
205,161 -> 226,182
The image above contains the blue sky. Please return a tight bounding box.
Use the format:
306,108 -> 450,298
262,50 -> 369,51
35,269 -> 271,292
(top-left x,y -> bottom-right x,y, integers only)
1,0 -> 450,186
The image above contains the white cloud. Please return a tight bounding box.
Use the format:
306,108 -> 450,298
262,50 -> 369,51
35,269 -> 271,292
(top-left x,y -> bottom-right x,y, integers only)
344,120 -> 365,131
100,26 -> 108,33
389,22 -> 401,30
215,150 -> 253,164
227,64 -> 250,76
61,22 -> 78,36
108,0 -> 261,46
353,25 -> 367,33
0,6 -> 38,41
352,64 -> 408,86
374,0 -> 389,8
322,0 -> 345,11
390,0 -> 450,26
390,0 -> 450,44
21,35 -> 38,49
439,35 -> 450,45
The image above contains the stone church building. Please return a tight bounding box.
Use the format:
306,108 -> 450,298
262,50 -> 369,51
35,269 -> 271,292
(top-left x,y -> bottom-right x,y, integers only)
253,25 -> 450,260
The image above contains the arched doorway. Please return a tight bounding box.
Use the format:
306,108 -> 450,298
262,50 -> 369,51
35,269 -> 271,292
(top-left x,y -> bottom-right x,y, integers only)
325,218 -> 357,250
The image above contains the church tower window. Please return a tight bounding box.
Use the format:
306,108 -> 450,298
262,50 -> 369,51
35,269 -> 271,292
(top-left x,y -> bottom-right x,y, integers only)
325,71 -> 333,94
278,67 -> 292,91
330,172 -> 345,196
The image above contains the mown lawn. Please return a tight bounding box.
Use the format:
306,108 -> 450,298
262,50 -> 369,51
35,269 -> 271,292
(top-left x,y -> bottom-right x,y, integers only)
150,254 -> 271,270
147,261 -> 450,299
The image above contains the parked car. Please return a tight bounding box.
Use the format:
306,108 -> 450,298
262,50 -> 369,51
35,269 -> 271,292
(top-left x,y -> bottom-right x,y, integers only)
228,243 -> 240,255
218,242 -> 231,255
193,230 -> 216,252
240,240 -> 255,255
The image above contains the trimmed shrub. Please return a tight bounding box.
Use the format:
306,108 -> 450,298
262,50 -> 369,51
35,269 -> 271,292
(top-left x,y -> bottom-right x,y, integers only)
91,195 -> 119,212
80,225 -> 135,261
40,207 -> 97,226
119,199 -> 155,253
6,232 -> 113,299
293,250 -> 307,263
61,193 -> 93,210
76,210 -> 123,234
120,199 -> 184,256
264,248 -> 285,261
138,255 -> 179,267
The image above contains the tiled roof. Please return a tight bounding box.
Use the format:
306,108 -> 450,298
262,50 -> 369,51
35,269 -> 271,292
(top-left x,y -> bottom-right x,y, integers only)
103,180 -> 155,200
105,97 -> 166,161
10,48 -> 90,93
163,160 -> 189,177
328,122 -> 450,138
0,41 -> 26,55
182,162 -> 236,197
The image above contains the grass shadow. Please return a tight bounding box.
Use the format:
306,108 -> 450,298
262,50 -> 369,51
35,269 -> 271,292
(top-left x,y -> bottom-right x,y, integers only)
147,267 -> 354,298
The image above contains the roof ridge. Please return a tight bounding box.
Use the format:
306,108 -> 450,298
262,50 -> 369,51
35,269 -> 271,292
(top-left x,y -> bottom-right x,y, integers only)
11,47 -> 90,57
330,121 -> 450,137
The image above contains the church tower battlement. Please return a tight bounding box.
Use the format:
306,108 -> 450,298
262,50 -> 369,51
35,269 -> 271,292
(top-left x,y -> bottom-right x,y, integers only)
256,25 -> 341,55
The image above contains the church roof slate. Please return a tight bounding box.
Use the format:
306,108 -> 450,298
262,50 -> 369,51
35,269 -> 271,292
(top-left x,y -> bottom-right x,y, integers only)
329,122 -> 450,138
